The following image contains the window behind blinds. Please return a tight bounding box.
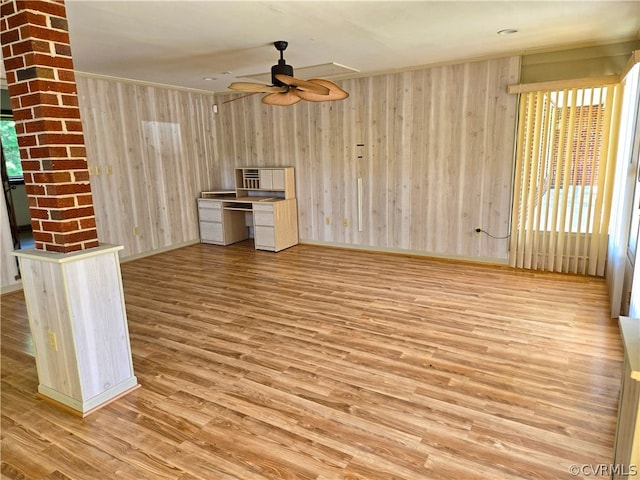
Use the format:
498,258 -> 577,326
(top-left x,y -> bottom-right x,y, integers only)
509,82 -> 623,275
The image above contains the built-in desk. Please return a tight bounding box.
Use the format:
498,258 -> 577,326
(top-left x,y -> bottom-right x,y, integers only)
197,196 -> 298,252
199,167 -> 298,252
613,317 -> 640,479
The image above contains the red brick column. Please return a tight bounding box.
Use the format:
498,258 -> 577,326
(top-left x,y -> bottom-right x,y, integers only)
1,0 -> 98,253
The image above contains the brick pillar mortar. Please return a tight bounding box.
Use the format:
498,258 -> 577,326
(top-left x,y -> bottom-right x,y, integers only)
1,0 -> 99,253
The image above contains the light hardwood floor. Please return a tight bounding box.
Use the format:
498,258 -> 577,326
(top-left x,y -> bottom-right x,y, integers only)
1,242 -> 624,479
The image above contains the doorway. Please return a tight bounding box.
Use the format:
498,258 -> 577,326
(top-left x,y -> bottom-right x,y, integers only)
1,107 -> 33,252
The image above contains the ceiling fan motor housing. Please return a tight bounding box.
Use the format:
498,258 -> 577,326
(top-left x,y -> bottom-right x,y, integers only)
271,61 -> 293,86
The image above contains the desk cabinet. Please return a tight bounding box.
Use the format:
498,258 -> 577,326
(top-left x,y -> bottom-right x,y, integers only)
253,199 -> 298,252
198,199 -> 248,245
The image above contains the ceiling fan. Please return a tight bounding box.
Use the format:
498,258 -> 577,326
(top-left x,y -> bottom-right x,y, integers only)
228,41 -> 349,106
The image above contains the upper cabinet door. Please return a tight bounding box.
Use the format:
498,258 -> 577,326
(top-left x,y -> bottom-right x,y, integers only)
271,169 -> 286,190
259,169 -> 273,190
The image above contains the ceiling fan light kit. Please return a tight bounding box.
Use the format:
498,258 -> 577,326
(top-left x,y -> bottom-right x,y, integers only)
228,41 -> 349,106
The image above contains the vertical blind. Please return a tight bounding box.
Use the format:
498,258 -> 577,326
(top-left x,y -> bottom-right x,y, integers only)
509,82 -> 623,275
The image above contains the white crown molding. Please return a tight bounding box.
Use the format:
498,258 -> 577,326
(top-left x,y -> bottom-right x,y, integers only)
74,70 -> 215,96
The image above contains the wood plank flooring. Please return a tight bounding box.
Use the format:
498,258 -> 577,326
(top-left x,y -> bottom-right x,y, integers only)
1,242 -> 624,479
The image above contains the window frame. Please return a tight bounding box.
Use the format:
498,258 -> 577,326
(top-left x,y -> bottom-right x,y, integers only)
1,109 -> 23,185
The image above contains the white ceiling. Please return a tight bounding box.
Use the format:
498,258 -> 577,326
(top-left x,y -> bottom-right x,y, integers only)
3,1 -> 640,94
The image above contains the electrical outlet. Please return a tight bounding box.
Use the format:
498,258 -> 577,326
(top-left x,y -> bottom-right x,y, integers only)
326,217 -> 331,225
48,331 -> 58,351
474,227 -> 482,237
343,218 -> 349,227
133,226 -> 139,236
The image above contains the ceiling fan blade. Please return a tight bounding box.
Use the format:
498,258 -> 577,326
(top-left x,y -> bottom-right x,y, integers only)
261,90 -> 302,106
228,82 -> 287,93
295,79 -> 349,102
274,74 -> 330,95
222,92 -> 260,104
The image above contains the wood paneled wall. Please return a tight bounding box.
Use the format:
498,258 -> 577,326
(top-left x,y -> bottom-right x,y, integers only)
1,56 -> 520,290
75,76 -> 218,258
214,56 -> 520,261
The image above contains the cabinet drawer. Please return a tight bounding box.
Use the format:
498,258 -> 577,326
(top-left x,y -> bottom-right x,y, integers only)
198,207 -> 222,222
252,202 -> 274,212
254,225 -> 275,248
199,222 -> 223,243
198,199 -> 222,209
253,211 -> 274,226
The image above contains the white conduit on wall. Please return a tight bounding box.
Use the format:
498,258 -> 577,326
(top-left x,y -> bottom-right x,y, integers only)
357,178 -> 363,232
